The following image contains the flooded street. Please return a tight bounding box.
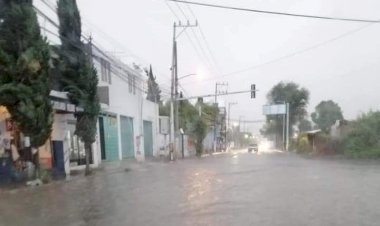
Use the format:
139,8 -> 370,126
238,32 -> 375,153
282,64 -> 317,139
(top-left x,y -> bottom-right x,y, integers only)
1,149 -> 380,226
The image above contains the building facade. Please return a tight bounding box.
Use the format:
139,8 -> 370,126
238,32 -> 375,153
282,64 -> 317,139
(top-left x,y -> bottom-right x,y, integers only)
88,46 -> 159,167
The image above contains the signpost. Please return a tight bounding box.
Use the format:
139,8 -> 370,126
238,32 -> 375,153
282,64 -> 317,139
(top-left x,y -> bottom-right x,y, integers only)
263,104 -> 286,115
263,103 -> 290,151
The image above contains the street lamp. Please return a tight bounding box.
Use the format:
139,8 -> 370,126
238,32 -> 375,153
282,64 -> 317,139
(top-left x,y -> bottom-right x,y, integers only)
178,73 -> 197,81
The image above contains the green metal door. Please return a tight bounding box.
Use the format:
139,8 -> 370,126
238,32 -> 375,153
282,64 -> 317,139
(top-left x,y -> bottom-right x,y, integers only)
102,115 -> 119,161
143,120 -> 153,157
120,116 -> 134,159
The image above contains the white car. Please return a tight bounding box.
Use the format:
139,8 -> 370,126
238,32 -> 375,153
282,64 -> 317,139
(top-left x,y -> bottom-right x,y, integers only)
248,143 -> 258,153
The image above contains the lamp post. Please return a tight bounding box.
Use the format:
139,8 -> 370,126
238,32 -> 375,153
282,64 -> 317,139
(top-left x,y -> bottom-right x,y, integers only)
180,128 -> 185,158
178,73 -> 197,81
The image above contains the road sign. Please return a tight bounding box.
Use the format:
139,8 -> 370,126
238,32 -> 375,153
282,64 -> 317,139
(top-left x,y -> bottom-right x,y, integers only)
263,104 -> 286,115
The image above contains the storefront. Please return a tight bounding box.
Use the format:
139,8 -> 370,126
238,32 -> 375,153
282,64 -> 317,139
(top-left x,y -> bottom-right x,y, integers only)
0,106 -> 41,184
0,90 -> 97,184
49,91 -> 99,174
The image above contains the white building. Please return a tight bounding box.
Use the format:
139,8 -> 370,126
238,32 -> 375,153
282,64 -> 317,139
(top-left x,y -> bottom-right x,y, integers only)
62,46 -> 160,172
93,46 -> 159,162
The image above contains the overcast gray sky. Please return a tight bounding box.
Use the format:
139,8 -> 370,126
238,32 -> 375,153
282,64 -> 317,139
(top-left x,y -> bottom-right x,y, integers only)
68,0 -> 380,133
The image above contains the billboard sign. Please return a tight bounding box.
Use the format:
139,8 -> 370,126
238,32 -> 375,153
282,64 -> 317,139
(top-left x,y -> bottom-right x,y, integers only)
263,104 -> 286,115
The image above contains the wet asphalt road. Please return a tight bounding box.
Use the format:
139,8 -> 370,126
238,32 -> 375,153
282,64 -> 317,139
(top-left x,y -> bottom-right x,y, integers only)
1,149 -> 380,226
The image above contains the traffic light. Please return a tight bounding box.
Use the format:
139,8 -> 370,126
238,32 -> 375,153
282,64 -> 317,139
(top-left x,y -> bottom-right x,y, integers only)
251,84 -> 256,99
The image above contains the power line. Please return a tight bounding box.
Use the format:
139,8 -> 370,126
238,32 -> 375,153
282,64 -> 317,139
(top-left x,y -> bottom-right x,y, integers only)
168,0 -> 380,23
34,3 -> 173,98
40,0 -> 173,85
182,21 -> 377,85
178,83 -> 189,97
174,2 -> 218,74
35,5 -> 172,94
35,6 -> 152,86
186,4 -> 221,74
164,1 -> 215,74
39,26 -> 172,97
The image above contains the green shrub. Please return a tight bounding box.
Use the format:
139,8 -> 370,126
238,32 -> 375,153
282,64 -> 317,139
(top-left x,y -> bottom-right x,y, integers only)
192,117 -> 207,157
40,169 -> 52,184
297,136 -> 312,153
344,111 -> 380,159
292,134 -> 312,153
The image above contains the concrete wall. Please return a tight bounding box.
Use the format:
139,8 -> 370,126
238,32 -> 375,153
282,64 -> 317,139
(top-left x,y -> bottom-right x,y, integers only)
203,130 -> 215,153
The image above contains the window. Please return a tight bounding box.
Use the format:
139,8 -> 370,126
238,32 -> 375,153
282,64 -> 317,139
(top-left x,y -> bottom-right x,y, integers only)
100,58 -> 111,84
128,73 -> 133,93
132,76 -> 136,94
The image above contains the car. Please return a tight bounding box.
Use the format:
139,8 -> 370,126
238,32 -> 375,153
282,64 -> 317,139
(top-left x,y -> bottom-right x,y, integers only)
248,143 -> 258,153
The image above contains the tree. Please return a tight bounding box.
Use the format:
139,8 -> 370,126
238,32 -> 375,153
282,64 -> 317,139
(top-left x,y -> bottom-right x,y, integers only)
145,65 -> 161,103
345,111 -> 380,158
195,98 -> 219,127
262,82 -> 309,147
0,0 -> 6,18
311,100 -> 343,133
192,116 -> 207,156
178,92 -> 197,132
0,0 -> 53,168
298,119 -> 312,132
58,0 -> 100,175
57,0 -> 84,104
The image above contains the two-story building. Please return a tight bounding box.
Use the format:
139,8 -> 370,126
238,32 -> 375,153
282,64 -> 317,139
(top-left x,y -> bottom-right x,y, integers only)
89,46 -> 159,166
49,45 -> 160,174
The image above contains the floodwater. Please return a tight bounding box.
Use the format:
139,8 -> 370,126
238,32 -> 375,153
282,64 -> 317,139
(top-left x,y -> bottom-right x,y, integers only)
1,148 -> 380,226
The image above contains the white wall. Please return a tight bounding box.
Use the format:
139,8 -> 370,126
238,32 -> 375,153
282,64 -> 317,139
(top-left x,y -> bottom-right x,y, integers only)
203,130 -> 214,153
51,113 -> 102,174
142,99 -> 159,157
92,48 -> 159,162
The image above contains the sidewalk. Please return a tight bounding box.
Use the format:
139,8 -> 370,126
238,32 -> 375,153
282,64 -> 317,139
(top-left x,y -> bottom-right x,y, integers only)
0,159 -> 159,194
0,154 -> 220,194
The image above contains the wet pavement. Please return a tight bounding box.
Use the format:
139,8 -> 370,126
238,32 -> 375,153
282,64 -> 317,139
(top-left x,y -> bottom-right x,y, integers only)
1,148 -> 380,226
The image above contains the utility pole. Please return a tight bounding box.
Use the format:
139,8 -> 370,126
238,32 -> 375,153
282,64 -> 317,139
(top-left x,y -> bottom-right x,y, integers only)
238,115 -> 244,148
169,20 -> 197,160
282,101 -> 286,151
213,82 -> 228,152
227,102 -> 237,137
286,103 -> 290,151
169,23 -> 176,161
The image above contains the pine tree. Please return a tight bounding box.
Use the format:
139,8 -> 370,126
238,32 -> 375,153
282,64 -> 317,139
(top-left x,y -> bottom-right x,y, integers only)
0,0 -> 7,18
57,0 -> 85,104
146,65 -> 161,103
57,0 -> 99,175
0,1 -> 53,149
